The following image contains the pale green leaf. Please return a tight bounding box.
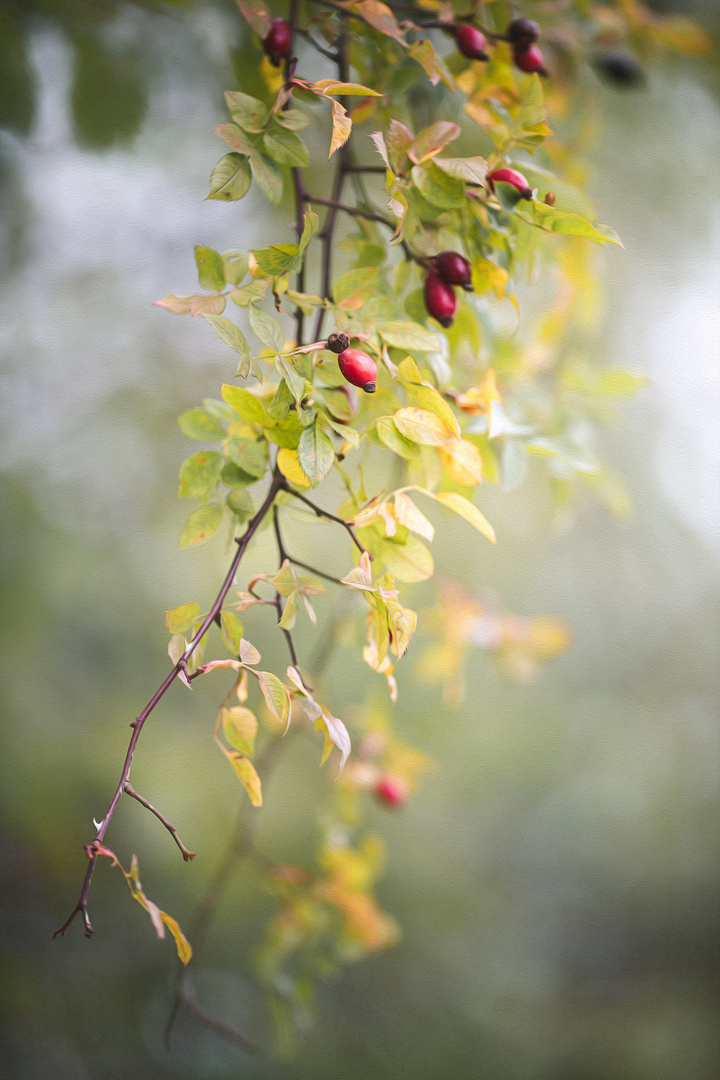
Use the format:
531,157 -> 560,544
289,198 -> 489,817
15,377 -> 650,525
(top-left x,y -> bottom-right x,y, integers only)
221,383 -> 266,424
179,504 -> 224,547
178,450 -> 223,498
207,153 -> 251,201
165,602 -> 200,634
194,246 -> 225,292
297,424 -> 335,485
248,304 -> 284,352
224,91 -> 269,133
177,409 -> 226,442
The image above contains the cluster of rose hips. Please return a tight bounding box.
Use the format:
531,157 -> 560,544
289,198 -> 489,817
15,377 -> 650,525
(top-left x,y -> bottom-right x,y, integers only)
454,16 -> 546,76
423,250 -> 472,329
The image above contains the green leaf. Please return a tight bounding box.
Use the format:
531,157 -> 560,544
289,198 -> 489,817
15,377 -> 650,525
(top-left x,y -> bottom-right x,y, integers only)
298,209 -> 319,253
410,163 -> 465,209
221,462 -> 255,488
221,706 -> 257,755
377,320 -> 440,351
221,383 -> 266,424
375,534 -> 434,583
224,750 -> 263,805
409,121 -> 460,164
274,107 -> 311,131
203,315 -> 252,368
227,489 -> 255,520
375,417 -> 420,459
251,243 -> 301,275
207,153 -> 251,201
263,127 -> 310,168
248,304 -> 285,352
250,152 -> 283,206
231,279 -> 269,307
179,503 -> 224,547
333,266 -> 380,310
194,246 -> 225,292
220,611 -> 244,655
178,450 -> 223,498
526,201 -> 623,247
297,424 -> 335,486
257,671 -> 291,731
177,409 -> 226,442
222,250 -> 249,286
263,414 -> 303,449
165,602 -> 200,634
213,122 -> 257,155
517,74 -> 546,130
275,355 -> 306,407
393,406 -> 449,446
433,156 -> 488,186
224,90 -> 269,133
225,437 -> 267,478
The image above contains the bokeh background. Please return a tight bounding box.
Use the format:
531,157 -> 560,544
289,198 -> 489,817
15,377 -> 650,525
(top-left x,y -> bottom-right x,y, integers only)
1,1 -> 718,1077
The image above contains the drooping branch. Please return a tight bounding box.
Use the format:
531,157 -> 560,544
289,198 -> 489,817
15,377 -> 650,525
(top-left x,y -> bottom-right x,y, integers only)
123,783 -> 197,862
53,469 -> 286,940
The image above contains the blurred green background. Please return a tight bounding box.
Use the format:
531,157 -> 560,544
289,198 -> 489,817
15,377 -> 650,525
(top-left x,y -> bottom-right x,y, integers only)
1,2 -> 718,1077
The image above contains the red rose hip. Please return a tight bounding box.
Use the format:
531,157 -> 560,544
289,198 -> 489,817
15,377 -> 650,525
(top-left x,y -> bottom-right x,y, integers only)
374,775 -> 408,808
424,271 -> 458,328
337,348 -> 378,393
488,167 -> 533,200
263,18 -> 292,65
454,24 -> 489,61
434,251 -> 473,290
513,44 -> 547,75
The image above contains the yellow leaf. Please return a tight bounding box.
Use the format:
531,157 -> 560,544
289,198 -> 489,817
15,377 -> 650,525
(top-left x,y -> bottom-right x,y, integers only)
434,492 -> 496,544
277,447 -> 311,487
393,407 -> 449,446
221,705 -> 258,755
160,911 -> 193,965
225,750 -> 263,806
393,492 -> 434,542
329,99 -> 352,159
440,440 -> 484,486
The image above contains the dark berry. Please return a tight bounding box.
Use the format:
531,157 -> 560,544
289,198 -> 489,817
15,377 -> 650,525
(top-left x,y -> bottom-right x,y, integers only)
592,52 -> 645,88
337,348 -> 378,393
507,18 -> 540,51
327,331 -> 350,354
434,251 -> 473,289
488,167 -> 533,200
513,44 -> 547,75
263,18 -> 292,66
424,271 -> 458,328
455,24 -> 489,61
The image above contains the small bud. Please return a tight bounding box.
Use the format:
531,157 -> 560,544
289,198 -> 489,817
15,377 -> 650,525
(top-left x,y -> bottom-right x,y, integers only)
327,331 -> 350,354
544,192 -> 556,206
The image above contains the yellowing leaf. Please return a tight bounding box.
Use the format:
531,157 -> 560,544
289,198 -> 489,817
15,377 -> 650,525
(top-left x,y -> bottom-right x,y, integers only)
225,750 -> 263,805
277,447 -> 311,488
434,492 -> 496,544
315,709 -> 352,769
393,407 -> 449,447
408,121 -> 460,164
393,492 -> 434,541
329,98 -> 352,159
312,79 -> 382,97
257,670 -> 292,731
179,504 -> 224,547
376,535 -> 434,583
221,383 -> 265,424
440,439 -> 484,486
165,602 -> 200,634
221,705 -> 258,755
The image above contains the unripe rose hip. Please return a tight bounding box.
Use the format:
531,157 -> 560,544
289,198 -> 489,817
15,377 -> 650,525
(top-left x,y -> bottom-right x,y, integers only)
327,330 -> 350,354
337,348 -> 377,393
424,270 -> 458,328
374,775 -> 408,808
454,24 -> 489,61
434,251 -> 473,290
507,18 -> 540,51
263,18 -> 292,65
513,44 -> 547,75
488,167 -> 533,200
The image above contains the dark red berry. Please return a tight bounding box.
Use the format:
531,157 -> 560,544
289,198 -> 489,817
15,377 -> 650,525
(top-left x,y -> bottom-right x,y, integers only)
434,251 -> 473,290
327,330 -> 350,354
263,18 -> 292,65
337,348 -> 378,393
507,18 -> 540,51
424,271 -> 458,328
374,775 -> 408,808
454,24 -> 489,61
513,44 -> 547,75
488,167 -> 533,200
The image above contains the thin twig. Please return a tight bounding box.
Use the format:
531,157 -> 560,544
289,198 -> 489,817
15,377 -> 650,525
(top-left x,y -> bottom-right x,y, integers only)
123,783 -> 197,862
286,489 -> 369,556
53,470 -> 286,940
286,556 -> 344,585
178,987 -> 260,1054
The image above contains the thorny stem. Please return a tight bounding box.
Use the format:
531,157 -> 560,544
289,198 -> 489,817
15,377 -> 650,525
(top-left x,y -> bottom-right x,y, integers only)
53,469 -> 286,941
123,783 -> 197,862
